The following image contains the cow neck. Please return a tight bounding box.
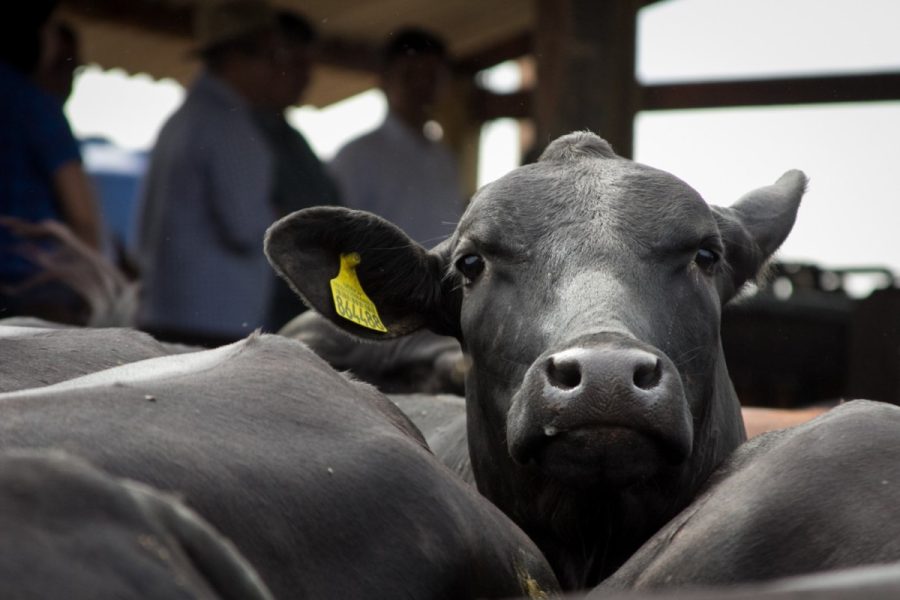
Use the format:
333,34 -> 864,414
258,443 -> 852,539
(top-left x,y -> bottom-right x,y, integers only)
695,350 -> 747,478
463,346 -> 747,590
464,375 -> 659,588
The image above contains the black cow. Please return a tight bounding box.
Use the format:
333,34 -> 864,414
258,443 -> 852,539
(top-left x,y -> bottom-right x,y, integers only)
0,322 -> 196,392
280,310 -> 466,394
597,399 -> 900,590
0,334 -> 559,599
390,398 -> 833,485
0,448 -> 272,600
584,561 -> 900,599
390,393 -> 473,485
264,131 -> 807,588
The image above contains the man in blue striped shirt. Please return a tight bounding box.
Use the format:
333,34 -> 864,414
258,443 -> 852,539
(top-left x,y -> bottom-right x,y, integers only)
136,0 -> 287,347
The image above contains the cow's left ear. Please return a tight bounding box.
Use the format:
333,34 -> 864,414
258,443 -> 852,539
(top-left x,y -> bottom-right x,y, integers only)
264,207 -> 460,340
713,170 -> 807,302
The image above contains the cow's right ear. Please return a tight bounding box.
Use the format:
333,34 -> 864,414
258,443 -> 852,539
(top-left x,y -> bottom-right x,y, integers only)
264,207 -> 461,340
713,169 -> 807,303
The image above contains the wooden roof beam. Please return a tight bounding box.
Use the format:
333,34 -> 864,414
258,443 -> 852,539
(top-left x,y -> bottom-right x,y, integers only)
454,32 -> 532,75
60,0 -> 381,73
60,0 -> 532,76
62,0 -> 192,38
472,89 -> 530,121
472,72 -> 900,124
641,72 -> 900,110
321,31 -> 533,76
316,38 -> 381,73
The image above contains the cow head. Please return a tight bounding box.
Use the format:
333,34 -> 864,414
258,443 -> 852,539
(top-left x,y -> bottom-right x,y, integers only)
265,132 -> 805,586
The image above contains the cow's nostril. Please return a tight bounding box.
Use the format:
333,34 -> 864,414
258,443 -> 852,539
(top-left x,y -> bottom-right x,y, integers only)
547,356 -> 582,390
633,357 -> 663,390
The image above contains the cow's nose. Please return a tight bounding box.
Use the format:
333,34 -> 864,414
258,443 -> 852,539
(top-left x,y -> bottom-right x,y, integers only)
543,347 -> 664,400
507,336 -> 693,482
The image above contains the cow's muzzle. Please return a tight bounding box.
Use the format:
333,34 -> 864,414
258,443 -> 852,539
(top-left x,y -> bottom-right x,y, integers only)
506,333 -> 693,488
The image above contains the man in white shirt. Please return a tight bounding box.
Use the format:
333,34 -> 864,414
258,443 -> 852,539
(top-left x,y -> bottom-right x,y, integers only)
329,28 -> 464,248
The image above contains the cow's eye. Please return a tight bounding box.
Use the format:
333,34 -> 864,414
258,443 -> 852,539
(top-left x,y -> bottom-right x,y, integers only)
694,247 -> 720,273
455,254 -> 485,283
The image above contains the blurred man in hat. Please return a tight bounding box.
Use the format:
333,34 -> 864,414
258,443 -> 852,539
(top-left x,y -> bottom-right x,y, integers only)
252,9 -> 342,331
136,0 -> 288,346
329,27 -> 464,248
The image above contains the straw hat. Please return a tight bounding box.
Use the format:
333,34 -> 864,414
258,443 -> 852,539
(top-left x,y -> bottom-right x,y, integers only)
193,0 -> 278,53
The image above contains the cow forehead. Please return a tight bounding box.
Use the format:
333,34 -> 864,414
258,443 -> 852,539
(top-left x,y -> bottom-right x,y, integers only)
457,157 -> 716,256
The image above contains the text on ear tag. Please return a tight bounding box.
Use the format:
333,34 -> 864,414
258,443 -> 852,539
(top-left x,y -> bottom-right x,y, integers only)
330,252 -> 388,333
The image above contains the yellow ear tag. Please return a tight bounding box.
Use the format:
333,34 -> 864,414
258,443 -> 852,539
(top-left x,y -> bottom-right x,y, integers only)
330,252 -> 388,333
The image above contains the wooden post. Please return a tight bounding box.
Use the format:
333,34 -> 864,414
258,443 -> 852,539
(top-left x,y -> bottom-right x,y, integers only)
435,74 -> 481,202
533,0 -> 641,158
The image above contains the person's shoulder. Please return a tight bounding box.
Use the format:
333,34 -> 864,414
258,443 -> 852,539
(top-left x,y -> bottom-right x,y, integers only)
430,138 -> 457,160
0,64 -> 63,113
0,62 -> 35,102
6,75 -> 66,122
13,83 -> 80,157
331,126 -> 389,164
340,126 -> 386,150
342,118 -> 391,148
158,90 -> 241,144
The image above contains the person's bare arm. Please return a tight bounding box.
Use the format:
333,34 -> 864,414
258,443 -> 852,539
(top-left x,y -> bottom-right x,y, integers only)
52,161 -> 103,250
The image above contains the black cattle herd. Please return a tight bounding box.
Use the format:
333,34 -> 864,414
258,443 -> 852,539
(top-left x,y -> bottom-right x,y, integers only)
2,132 -> 899,599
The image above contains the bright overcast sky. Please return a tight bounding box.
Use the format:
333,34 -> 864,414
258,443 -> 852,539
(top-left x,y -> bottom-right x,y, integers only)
66,0 -> 900,275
